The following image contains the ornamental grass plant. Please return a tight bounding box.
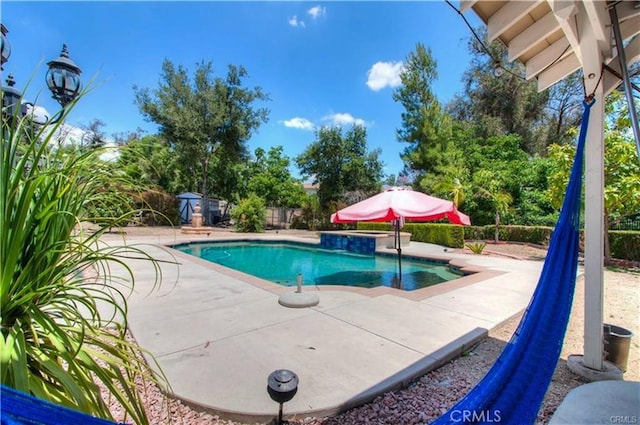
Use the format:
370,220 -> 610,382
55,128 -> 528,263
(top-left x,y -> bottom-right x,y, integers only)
1,96 -> 169,424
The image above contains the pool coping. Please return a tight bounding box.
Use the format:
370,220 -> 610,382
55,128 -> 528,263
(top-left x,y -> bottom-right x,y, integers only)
166,237 -> 506,302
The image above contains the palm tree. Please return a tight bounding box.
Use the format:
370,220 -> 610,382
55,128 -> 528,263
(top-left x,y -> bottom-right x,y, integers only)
473,170 -> 513,242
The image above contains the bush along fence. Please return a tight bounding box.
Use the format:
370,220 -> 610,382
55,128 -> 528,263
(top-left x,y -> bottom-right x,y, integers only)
357,222 -> 465,248
356,222 -> 639,262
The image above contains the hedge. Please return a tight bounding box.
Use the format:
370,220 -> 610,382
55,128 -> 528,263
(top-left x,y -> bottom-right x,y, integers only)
356,222 -> 465,248
466,225 -> 553,245
356,223 -> 639,262
609,231 -> 640,262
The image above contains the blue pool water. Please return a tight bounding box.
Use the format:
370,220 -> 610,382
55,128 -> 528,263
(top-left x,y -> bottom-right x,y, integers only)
174,241 -> 461,291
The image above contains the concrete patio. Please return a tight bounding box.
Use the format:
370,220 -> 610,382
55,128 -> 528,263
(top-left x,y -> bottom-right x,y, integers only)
103,230 -> 544,423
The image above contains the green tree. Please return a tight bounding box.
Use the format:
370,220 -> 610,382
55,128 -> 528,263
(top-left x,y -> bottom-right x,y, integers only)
80,118 -> 107,151
117,134 -> 180,193
448,28 -> 550,156
547,92 -> 640,261
543,72 -> 584,146
231,193 -> 266,233
393,42 -> 460,188
244,146 -> 306,209
473,169 -> 513,242
134,60 -> 269,223
295,125 -> 383,213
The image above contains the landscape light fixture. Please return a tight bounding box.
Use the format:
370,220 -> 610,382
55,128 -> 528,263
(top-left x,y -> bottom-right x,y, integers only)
1,23 -> 82,124
267,369 -> 299,425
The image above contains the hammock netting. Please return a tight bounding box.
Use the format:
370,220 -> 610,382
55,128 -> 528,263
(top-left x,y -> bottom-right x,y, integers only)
430,100 -> 592,424
0,385 -> 126,425
1,102 -> 592,425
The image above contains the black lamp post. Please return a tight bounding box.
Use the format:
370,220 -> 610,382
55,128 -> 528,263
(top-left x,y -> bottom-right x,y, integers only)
1,23 -> 82,124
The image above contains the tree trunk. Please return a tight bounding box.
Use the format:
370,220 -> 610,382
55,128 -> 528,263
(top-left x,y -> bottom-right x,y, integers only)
201,158 -> 209,225
494,211 -> 500,243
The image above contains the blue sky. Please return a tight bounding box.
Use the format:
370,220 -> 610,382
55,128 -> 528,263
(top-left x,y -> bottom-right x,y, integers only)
1,1 -> 481,179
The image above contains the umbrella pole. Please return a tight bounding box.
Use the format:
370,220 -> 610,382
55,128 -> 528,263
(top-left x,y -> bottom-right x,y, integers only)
395,220 -> 402,284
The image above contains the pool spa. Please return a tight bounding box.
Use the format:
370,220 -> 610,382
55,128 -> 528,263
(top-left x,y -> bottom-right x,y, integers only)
173,240 -> 462,291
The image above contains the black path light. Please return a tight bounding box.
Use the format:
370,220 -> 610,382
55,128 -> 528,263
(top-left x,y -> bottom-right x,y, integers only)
1,23 -> 82,124
267,369 -> 299,425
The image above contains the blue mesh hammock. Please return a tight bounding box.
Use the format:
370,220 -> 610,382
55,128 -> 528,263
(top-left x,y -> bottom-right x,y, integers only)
431,100 -> 593,424
0,385 -> 126,425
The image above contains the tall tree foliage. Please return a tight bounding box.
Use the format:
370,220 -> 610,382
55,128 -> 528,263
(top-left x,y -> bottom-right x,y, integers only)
393,43 -> 459,187
80,118 -> 108,150
447,29 -> 550,156
295,125 -> 383,213
242,146 -> 306,208
547,90 -> 640,261
117,135 -> 180,193
134,60 -> 269,222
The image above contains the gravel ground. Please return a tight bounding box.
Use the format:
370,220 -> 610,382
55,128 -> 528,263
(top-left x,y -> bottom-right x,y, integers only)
103,230 -> 639,425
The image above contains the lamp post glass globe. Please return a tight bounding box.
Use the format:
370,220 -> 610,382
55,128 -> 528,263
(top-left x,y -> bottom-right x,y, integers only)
1,23 -> 10,70
46,44 -> 82,108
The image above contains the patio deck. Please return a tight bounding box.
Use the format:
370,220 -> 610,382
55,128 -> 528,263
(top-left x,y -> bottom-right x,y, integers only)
103,230 -> 543,423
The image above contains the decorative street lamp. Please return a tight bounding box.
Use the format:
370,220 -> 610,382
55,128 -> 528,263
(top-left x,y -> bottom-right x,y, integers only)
46,44 -> 82,108
1,24 -> 11,70
2,74 -> 21,117
1,23 -> 82,124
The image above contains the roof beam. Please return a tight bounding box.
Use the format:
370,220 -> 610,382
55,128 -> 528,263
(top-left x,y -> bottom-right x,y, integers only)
614,0 -> 640,23
549,0 -> 581,62
488,1 -> 542,42
603,35 -> 640,95
525,38 -> 572,79
620,15 -> 640,40
509,12 -> 560,62
536,53 -> 581,91
582,1 -> 610,45
458,0 -> 478,14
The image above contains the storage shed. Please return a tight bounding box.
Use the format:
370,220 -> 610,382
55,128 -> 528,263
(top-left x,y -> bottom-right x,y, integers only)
177,192 -> 220,224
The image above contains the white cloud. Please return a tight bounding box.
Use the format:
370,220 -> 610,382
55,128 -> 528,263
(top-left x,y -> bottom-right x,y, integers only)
322,112 -> 366,127
366,61 -> 404,91
22,104 -> 52,123
288,15 -> 305,28
308,5 -> 326,19
282,117 -> 314,130
99,142 -> 120,162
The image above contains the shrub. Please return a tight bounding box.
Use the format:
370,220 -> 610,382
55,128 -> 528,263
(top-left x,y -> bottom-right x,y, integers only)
465,241 -> 487,254
357,222 -> 465,248
136,190 -> 180,226
232,193 -> 266,232
464,225 -> 552,245
1,101 -> 169,424
609,231 -> 640,261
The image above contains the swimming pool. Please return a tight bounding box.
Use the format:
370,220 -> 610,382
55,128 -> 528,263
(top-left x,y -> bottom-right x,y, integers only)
173,240 -> 461,291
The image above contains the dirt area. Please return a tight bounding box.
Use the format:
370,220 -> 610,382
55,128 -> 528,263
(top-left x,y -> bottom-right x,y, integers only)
103,227 -> 639,425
